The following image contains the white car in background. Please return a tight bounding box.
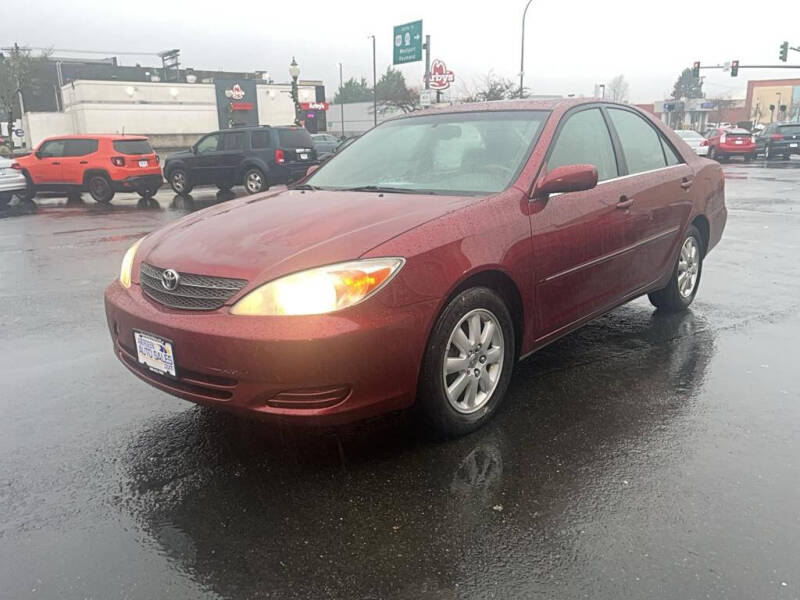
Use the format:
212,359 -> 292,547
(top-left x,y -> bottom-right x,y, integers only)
675,129 -> 709,156
0,157 -> 28,206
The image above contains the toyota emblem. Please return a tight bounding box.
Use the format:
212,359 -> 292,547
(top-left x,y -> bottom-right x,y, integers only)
161,269 -> 180,291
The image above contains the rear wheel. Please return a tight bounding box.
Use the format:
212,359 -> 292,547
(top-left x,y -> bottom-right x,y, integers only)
648,225 -> 703,312
244,168 -> 268,194
137,186 -> 159,198
416,287 -> 515,437
0,191 -> 12,206
708,146 -> 717,161
169,168 -> 192,194
87,174 -> 114,204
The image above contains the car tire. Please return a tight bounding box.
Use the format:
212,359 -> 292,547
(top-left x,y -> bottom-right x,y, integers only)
708,146 -> 717,161
17,176 -> 36,201
87,174 -> 114,204
416,287 -> 516,437
137,186 -> 159,198
766,145 -> 778,161
244,168 -> 268,194
169,168 -> 192,195
648,225 -> 703,312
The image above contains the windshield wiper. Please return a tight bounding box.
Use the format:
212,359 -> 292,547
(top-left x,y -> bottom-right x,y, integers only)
339,185 -> 436,194
291,183 -> 321,190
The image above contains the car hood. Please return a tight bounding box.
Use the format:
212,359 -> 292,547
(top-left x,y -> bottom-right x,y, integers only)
139,188 -> 478,286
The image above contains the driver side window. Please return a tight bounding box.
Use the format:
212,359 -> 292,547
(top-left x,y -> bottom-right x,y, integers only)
38,139 -> 67,158
547,108 -> 619,182
196,134 -> 221,154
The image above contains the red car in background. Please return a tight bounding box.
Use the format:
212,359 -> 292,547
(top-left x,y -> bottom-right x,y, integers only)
15,135 -> 163,203
703,127 -> 756,162
105,99 -> 726,436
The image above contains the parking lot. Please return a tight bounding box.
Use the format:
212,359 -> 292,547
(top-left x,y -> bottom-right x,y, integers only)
1,158 -> 799,599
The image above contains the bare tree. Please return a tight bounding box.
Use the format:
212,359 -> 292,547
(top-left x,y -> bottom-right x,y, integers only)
461,71 -> 527,103
606,74 -> 630,103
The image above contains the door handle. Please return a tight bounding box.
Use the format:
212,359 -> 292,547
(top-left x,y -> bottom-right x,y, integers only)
680,177 -> 693,190
80,160 -> 89,164
616,195 -> 634,209
51,161 -> 61,165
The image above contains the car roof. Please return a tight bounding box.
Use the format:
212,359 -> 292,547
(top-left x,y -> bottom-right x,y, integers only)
382,98 -> 632,123
42,134 -> 149,141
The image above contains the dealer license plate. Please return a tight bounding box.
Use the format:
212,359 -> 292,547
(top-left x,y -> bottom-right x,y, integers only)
134,331 -> 176,377
735,140 -> 743,144
299,153 -> 308,160
139,159 -> 149,167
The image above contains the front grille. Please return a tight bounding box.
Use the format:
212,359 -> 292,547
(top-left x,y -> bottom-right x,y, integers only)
140,262 -> 247,311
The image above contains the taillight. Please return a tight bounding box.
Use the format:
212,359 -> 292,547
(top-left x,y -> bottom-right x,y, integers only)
10,162 -> 22,170
720,134 -> 727,143
700,140 -> 708,146
770,134 -> 784,141
275,149 -> 285,164
111,156 -> 125,167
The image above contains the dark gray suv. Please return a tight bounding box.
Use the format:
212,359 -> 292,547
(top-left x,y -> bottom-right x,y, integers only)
755,122 -> 800,160
164,126 -> 318,195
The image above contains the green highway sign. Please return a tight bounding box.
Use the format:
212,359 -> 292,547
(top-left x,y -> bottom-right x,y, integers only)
393,20 -> 423,65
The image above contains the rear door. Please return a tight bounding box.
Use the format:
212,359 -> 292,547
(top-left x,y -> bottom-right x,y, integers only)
605,107 -> 693,291
61,139 -> 99,184
531,106 -> 632,337
188,133 -> 222,184
32,139 -> 67,183
218,131 -> 247,183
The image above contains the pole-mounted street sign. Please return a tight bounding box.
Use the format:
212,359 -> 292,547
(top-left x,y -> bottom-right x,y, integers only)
393,20 -> 423,65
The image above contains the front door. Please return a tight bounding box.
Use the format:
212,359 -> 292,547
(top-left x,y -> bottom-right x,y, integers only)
188,133 -> 222,184
32,139 -> 67,184
530,106 -> 634,340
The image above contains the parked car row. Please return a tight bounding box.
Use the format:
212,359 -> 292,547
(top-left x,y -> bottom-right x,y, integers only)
675,122 -> 799,162
5,125 -> 320,205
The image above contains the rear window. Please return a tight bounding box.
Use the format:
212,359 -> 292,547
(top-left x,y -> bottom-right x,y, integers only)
726,129 -> 751,136
112,139 -> 153,155
277,128 -> 313,148
778,125 -> 800,135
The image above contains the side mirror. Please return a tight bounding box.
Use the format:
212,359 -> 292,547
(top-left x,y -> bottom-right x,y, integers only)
306,165 -> 320,177
34,151 -> 43,159
534,164 -> 598,197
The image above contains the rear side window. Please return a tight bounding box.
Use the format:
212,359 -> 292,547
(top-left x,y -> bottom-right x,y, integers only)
251,130 -> 271,149
548,108 -> 618,181
65,139 -> 98,156
278,128 -> 313,148
607,108 -> 667,174
112,139 -> 153,155
222,132 -> 245,151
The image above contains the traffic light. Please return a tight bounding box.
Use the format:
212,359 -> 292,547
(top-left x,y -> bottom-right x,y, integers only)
691,61 -> 700,77
779,41 -> 789,62
730,60 -> 739,77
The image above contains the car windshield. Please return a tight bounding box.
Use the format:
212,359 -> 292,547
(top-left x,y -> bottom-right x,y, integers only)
677,130 -> 702,140
306,110 -> 549,195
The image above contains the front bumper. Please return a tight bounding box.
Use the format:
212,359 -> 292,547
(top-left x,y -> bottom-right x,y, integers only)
104,281 -> 436,424
112,174 -> 164,192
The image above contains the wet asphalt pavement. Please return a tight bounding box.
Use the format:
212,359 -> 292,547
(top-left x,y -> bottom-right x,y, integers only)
2,159 -> 799,600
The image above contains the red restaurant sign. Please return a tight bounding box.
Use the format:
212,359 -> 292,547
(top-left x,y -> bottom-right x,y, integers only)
300,101 -> 330,111
429,59 -> 455,91
231,102 -> 255,111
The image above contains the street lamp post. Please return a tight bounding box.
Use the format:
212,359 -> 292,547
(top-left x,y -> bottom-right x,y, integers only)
519,0 -> 534,98
289,57 -> 301,126
369,35 -> 377,127
338,62 -> 344,137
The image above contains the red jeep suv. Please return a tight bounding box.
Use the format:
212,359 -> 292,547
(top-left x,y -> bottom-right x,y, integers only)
16,135 -> 163,203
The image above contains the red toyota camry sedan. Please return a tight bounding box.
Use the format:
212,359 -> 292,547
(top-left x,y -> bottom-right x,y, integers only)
105,99 -> 726,436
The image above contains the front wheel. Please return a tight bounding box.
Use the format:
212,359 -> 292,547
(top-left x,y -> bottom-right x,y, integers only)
244,168 -> 268,194
416,287 -> 515,437
87,174 -> 114,204
648,225 -> 703,312
169,168 -> 192,195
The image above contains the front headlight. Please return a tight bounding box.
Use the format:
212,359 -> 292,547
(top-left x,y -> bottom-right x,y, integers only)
230,258 -> 405,316
119,238 -> 144,288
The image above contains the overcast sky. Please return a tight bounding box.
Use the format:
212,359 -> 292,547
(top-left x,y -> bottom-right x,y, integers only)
13,0 -> 800,103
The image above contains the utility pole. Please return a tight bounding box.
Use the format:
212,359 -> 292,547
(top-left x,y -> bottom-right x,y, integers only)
337,62 -> 344,137
519,0 -> 534,98
369,35 -> 377,126
424,35 -> 431,90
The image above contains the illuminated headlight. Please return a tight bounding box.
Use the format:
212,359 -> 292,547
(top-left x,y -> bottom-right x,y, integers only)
119,238 -> 144,288
230,258 -> 405,316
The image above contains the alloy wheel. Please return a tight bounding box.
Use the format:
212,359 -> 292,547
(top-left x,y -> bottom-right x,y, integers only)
246,170 -> 263,193
678,236 -> 700,298
172,171 -> 186,193
442,308 -> 505,414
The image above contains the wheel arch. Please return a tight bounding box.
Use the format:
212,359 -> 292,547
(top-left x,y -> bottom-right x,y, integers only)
82,168 -> 111,185
691,214 -> 710,256
441,268 -> 525,360
239,159 -> 270,179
